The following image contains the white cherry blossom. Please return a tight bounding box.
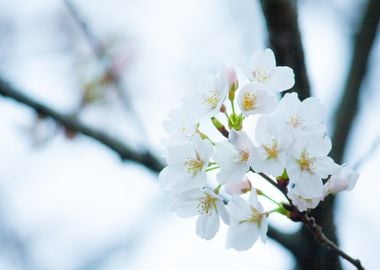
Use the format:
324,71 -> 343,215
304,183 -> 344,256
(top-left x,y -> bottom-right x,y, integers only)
324,165 -> 359,196
276,92 -> 326,134
213,130 -> 255,184
227,190 -> 268,250
159,134 -> 213,193
162,107 -> 198,146
286,132 -> 338,198
252,114 -> 293,176
245,48 -> 295,92
172,188 -> 229,240
237,83 -> 276,116
184,68 -> 229,120
288,183 -> 323,212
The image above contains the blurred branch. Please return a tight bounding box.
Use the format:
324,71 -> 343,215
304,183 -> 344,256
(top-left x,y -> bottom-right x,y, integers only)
0,78 -> 163,173
331,0 -> 380,163
353,135 -> 380,169
259,0 -> 311,100
63,0 -> 149,142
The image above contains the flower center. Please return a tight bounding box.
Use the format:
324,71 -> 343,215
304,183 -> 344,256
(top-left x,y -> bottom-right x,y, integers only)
252,68 -> 270,82
289,115 -> 304,128
242,92 -> 257,111
203,90 -> 220,109
239,149 -> 250,163
184,155 -> 204,176
297,150 -> 316,173
263,139 -> 278,159
239,207 -> 263,224
197,194 -> 217,216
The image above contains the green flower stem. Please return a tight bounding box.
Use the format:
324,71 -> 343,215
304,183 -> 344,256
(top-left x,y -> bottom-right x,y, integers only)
257,189 -> 280,206
206,166 -> 220,172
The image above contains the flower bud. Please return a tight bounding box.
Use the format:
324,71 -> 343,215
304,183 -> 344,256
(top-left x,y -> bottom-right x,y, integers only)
224,176 -> 252,195
225,66 -> 238,101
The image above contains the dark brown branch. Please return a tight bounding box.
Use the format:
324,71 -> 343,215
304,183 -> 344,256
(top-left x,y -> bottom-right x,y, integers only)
301,214 -> 364,270
259,0 -> 311,100
331,0 -> 380,163
0,78 -> 163,173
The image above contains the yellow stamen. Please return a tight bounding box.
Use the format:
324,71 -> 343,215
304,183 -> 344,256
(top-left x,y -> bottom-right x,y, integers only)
184,154 -> 204,176
262,139 -> 278,159
197,194 -> 217,216
242,92 -> 257,111
203,90 -> 220,109
253,68 -> 269,82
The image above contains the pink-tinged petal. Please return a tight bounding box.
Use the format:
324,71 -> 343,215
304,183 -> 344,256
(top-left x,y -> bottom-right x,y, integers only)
224,177 -> 252,195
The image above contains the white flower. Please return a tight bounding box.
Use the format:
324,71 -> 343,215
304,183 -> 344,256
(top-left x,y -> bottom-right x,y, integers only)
227,190 -> 268,250
172,188 -> 229,240
252,114 -> 293,176
288,183 -> 323,212
162,107 -> 198,146
224,176 -> 252,196
286,132 -> 338,198
184,68 -> 229,120
276,93 -> 326,134
245,48 -> 294,92
324,165 -> 359,196
237,83 -> 276,116
213,130 -> 255,184
159,134 -> 213,193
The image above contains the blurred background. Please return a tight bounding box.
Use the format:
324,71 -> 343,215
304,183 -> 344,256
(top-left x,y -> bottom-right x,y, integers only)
0,0 -> 379,269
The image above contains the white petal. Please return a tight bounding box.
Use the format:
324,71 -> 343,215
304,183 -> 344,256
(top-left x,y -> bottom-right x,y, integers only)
299,97 -> 325,130
173,200 -> 200,218
196,213 -> 220,240
268,66 -> 295,92
227,224 -> 259,251
315,156 -> 338,179
259,216 -> 269,243
308,134 -> 332,157
294,173 -> 324,198
277,92 -> 300,122
216,200 -> 230,225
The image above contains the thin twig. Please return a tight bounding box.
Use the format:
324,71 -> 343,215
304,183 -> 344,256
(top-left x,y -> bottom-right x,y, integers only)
301,214 -> 365,270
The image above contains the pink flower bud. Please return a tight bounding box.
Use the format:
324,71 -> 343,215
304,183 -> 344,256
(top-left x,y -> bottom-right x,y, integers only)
225,66 -> 238,91
224,177 -> 252,195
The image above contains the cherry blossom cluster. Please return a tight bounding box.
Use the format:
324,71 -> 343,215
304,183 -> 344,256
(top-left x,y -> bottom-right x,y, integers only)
159,48 -> 359,250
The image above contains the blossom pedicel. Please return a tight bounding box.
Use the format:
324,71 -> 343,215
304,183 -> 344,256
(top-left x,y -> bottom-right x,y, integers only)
159,48 -> 359,250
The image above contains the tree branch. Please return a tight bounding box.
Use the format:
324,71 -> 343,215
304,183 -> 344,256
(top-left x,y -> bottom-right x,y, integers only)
259,0 -> 311,100
0,77 -> 163,173
331,0 -> 380,163
301,214 -> 364,270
